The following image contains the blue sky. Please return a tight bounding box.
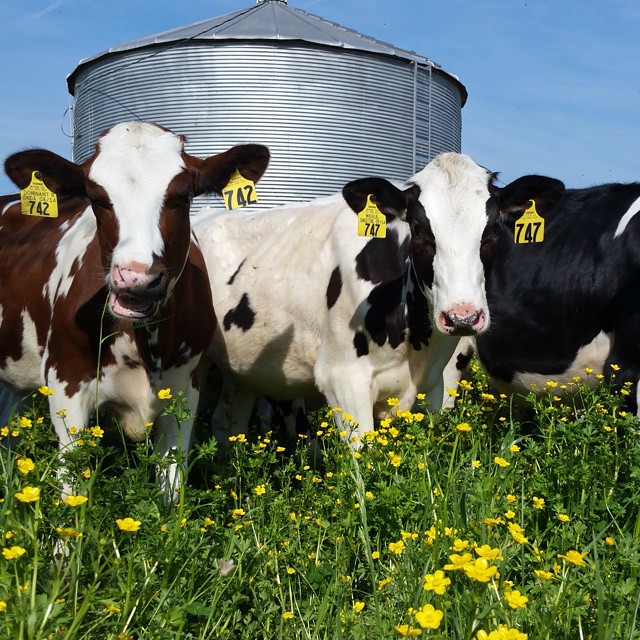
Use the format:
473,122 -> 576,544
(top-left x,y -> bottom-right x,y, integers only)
0,0 -> 638,194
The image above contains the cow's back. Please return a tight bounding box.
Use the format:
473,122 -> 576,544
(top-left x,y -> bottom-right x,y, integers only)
195,196 -> 385,397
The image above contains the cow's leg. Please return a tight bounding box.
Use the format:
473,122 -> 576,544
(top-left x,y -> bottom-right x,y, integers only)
47,389 -> 91,498
154,379 -> 199,505
604,324 -> 640,416
439,337 -> 475,409
211,377 -> 257,439
319,366 -> 374,445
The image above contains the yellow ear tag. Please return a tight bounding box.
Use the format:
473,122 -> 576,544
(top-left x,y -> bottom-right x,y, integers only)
514,199 -> 544,244
222,169 -> 258,210
357,194 -> 387,238
20,171 -> 58,218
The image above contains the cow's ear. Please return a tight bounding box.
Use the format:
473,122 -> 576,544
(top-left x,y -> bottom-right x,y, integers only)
343,177 -> 417,219
187,144 -> 270,196
4,149 -> 87,200
496,175 -> 565,218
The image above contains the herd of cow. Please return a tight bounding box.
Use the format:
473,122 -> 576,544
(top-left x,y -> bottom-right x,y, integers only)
1,120 -> 639,500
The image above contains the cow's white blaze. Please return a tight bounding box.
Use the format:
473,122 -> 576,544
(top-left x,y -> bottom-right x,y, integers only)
411,153 -> 493,332
88,122 -> 185,270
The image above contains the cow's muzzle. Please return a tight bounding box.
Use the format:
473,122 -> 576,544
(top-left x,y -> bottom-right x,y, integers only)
109,264 -> 167,319
438,305 -> 487,336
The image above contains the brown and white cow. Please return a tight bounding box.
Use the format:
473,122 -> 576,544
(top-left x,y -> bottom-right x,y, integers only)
0,121 -> 269,499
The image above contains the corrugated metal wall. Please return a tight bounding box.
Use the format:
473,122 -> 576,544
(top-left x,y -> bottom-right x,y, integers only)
72,42 -> 463,212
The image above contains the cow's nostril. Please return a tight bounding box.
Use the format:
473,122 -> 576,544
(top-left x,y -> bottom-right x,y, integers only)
147,273 -> 164,290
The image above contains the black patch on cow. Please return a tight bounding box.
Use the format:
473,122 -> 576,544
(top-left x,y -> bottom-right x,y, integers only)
406,269 -> 432,350
353,331 -> 369,357
223,293 -> 256,332
355,229 -> 409,285
456,352 -> 473,371
227,259 -> 246,286
475,181 -> 640,396
406,201 -> 436,290
326,266 -> 342,309
364,276 -> 406,348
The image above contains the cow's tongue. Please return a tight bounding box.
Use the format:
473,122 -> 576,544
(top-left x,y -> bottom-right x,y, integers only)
109,291 -> 155,318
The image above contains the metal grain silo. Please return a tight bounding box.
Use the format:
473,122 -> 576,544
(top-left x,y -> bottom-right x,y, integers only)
67,0 -> 467,212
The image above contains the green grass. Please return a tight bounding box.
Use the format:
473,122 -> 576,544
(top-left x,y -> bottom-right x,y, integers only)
1,364 -> 639,639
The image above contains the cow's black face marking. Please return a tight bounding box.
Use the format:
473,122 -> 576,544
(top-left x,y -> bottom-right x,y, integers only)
355,229 -> 409,284
406,268 -> 432,350
326,266 -> 343,310
353,330 -> 369,357
405,200 -> 436,290
364,276 -> 406,348
223,293 -> 256,332
227,259 -> 246,286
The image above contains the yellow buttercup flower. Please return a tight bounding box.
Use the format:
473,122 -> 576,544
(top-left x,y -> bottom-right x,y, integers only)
395,625 -> 422,636
15,486 -> 40,503
115,517 -> 141,532
494,456 -> 510,468
90,426 -> 104,438
157,388 -> 172,400
16,458 -> 35,475
389,540 -> 405,555
532,496 -> 545,509
463,558 -> 498,582
534,569 -> 554,581
414,604 -> 443,630
64,495 -> 88,507
475,544 -> 503,561
254,484 -> 267,496
423,570 -> 451,594
504,589 -> 528,609
282,611 -> 294,620
0,600 -> 6,612
444,552 -> 473,571
2,546 -> 26,560
387,397 -> 400,407
557,513 -> 570,523
456,422 -> 472,432
558,550 -> 588,566
353,601 -> 365,613
56,527 -> 82,539
18,417 -> 32,429
605,536 -> 615,546
38,385 -> 54,396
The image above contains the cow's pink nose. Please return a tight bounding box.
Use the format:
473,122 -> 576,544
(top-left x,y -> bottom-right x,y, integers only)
111,263 -> 165,293
439,304 -> 486,336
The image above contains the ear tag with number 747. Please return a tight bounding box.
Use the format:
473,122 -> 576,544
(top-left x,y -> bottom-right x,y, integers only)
357,194 -> 386,238
222,170 -> 258,210
20,171 -> 58,218
514,199 -> 544,244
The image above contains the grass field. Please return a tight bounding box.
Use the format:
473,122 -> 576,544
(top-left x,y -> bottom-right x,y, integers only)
1,363 -> 639,639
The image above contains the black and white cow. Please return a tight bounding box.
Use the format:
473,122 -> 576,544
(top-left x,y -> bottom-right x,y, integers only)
194,153 -> 501,439
459,174 -> 640,412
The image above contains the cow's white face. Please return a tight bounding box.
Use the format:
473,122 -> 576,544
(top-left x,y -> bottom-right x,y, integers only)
87,122 -> 191,319
409,153 -> 498,336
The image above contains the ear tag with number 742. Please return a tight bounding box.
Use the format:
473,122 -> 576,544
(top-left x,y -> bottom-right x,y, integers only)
514,199 -> 544,244
20,171 -> 58,218
222,170 -> 258,210
357,194 -> 386,238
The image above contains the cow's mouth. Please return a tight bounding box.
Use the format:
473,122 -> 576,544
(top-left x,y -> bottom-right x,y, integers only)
109,291 -> 158,319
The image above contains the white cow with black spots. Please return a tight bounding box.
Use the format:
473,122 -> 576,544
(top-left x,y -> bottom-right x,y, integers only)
194,153 -> 501,440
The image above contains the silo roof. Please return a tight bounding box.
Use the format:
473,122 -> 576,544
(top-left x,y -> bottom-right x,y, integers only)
67,0 -> 467,104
